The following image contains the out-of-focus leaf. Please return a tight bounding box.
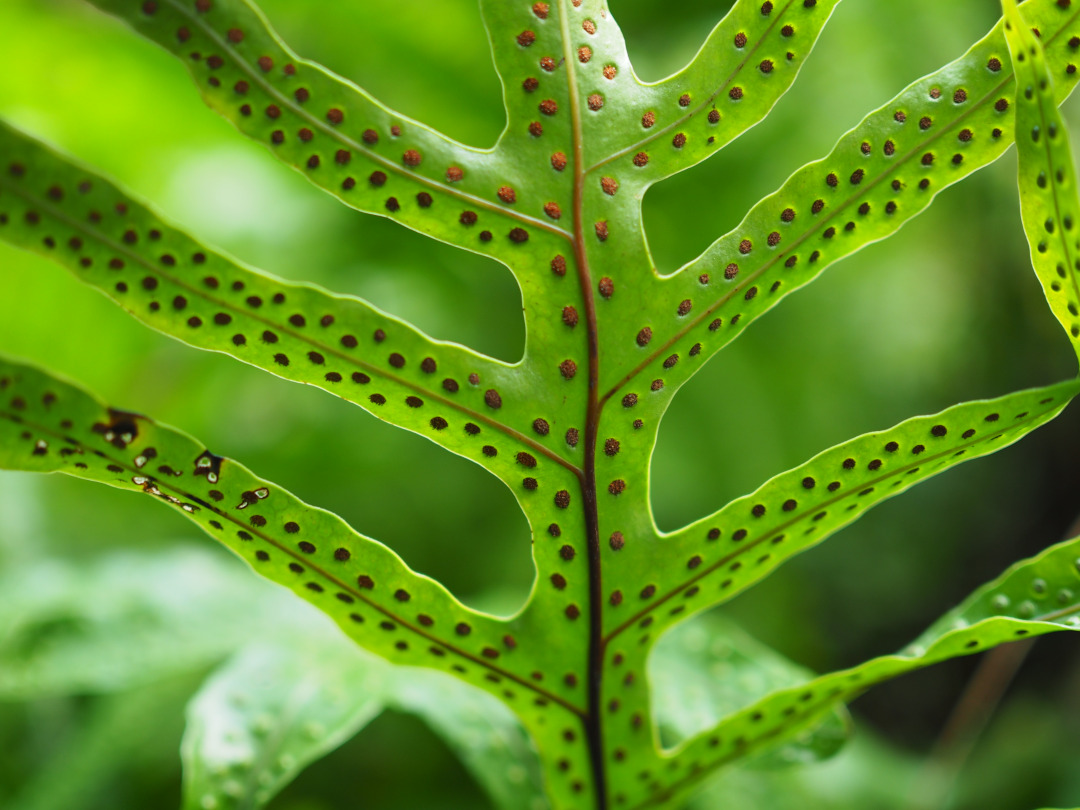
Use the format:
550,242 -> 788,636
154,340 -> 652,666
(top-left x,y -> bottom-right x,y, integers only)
181,639 -> 385,810
0,546 -> 284,699
390,666 -> 548,810
7,675 -> 198,810
0,471 -> 43,564
650,613 -> 849,768
185,618 -> 547,810
686,731 -> 919,810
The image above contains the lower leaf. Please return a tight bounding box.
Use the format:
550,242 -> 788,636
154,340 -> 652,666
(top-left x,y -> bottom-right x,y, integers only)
181,639 -> 385,810
0,546 -> 286,699
649,613 -> 849,768
627,528 -> 1080,809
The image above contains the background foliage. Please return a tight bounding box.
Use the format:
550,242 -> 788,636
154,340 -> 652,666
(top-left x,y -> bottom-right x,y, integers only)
2,0 -> 1080,807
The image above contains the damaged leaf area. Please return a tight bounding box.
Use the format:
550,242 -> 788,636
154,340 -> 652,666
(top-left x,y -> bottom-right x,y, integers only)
3,1 -> 1080,808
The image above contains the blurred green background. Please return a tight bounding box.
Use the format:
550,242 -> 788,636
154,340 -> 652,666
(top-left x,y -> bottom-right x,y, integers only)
2,0 -> 1080,808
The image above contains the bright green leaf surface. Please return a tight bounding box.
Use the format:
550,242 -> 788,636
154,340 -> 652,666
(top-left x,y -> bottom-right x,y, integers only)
0,121 -> 579,486
0,352 -> 589,808
1004,0 -> 1080,355
3,0 -> 1080,807
578,0 -> 842,182
596,0 -> 1080,403
602,380 -> 1078,642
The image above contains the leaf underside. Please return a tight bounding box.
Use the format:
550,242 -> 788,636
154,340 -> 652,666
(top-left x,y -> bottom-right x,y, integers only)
3,0 -> 1080,808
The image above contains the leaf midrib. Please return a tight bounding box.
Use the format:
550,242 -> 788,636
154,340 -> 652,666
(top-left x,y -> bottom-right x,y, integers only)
558,0 -> 609,806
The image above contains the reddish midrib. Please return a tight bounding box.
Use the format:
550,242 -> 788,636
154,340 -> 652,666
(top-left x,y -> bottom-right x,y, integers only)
558,0 -> 608,806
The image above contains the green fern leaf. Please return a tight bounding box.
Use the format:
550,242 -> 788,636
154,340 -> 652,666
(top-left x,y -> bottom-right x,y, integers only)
3,0 -> 1080,807
629,526 -> 1080,808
